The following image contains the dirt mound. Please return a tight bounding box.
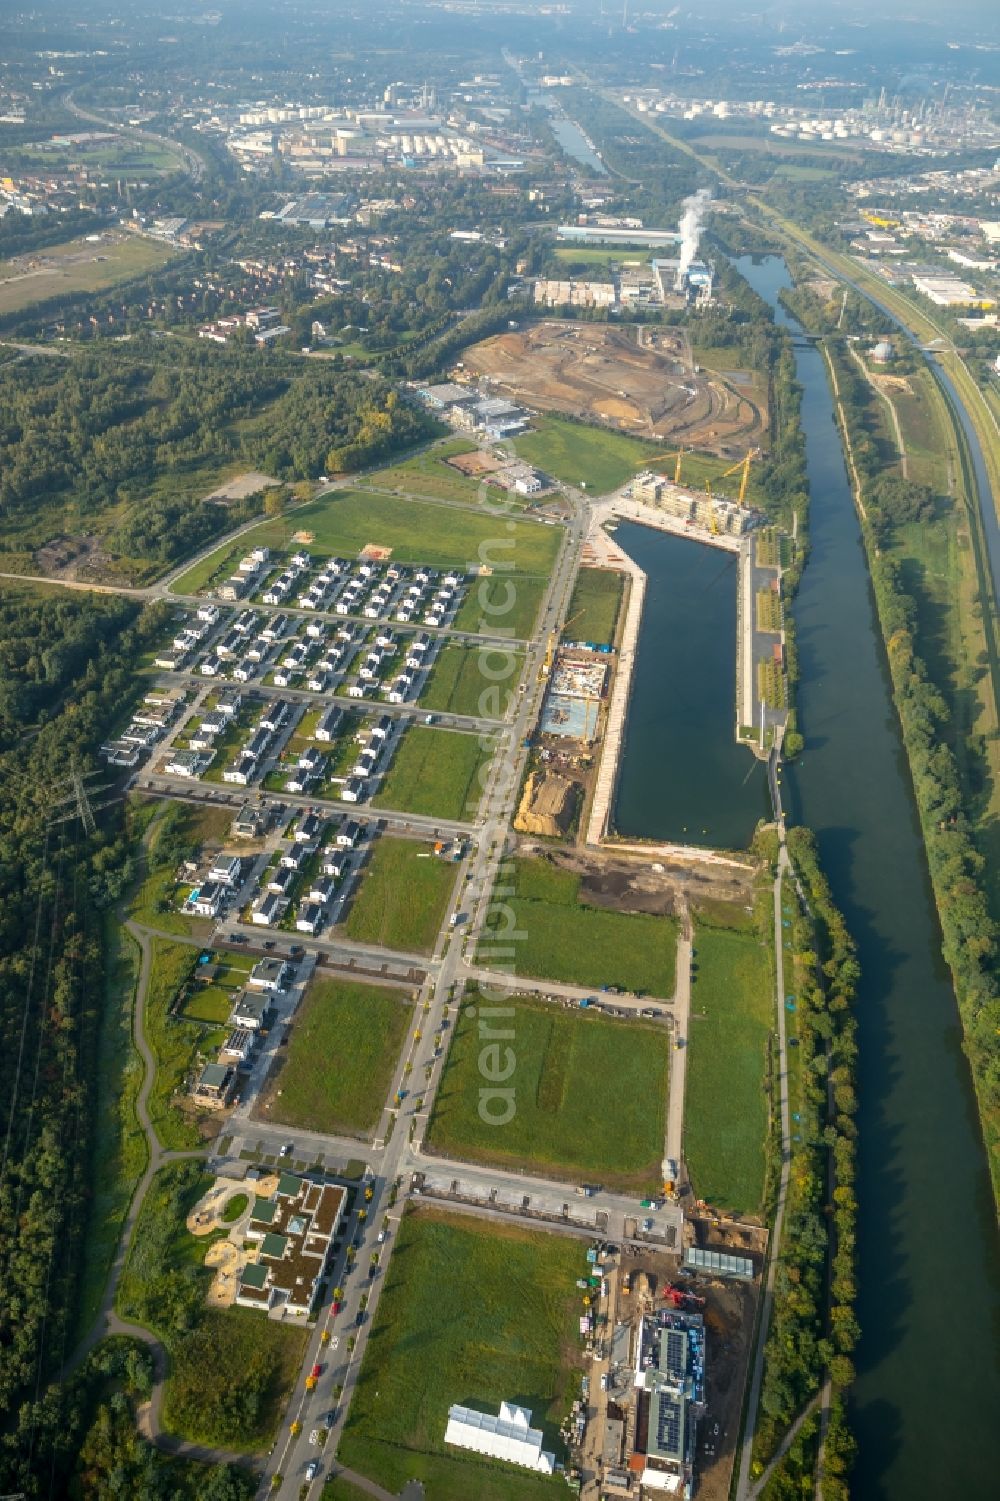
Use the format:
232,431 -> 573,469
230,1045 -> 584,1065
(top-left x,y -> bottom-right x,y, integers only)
514,771 -> 578,837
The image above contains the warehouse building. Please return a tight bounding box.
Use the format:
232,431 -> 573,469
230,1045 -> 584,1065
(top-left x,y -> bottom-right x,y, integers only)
445,1401 -> 556,1474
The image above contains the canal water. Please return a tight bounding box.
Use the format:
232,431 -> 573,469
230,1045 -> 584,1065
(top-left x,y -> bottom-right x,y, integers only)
733,254 -> 1000,1498
528,93 -> 608,175
611,525 -> 768,849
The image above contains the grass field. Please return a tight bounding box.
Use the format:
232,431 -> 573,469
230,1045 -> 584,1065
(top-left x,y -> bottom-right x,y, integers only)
563,568 -> 624,645
73,918 -> 147,1343
128,799 -> 234,936
478,856 -> 678,996
373,726 -> 493,820
515,416 -> 661,495
454,572 -> 549,641
338,1208 -> 581,1498
428,992 -> 668,1191
422,643 -> 522,718
145,937 -> 222,1151
685,906 -> 774,1215
0,234 -> 175,315
170,488 -> 561,593
344,838 -> 456,954
118,1160 -> 307,1450
364,437 -> 511,508
554,246 -> 651,265
256,977 -> 411,1135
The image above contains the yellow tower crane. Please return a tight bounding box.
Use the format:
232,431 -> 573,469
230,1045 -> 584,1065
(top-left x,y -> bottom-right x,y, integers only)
722,448 -> 760,506
540,608 -> 585,680
661,448 -> 686,485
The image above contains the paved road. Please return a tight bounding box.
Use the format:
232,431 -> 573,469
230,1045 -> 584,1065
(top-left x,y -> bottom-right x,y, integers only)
664,900 -> 692,1175
260,491 -> 590,1498
66,89 -> 207,181
734,830 -> 793,1500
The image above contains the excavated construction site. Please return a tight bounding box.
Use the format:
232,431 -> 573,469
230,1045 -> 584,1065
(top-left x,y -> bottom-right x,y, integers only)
464,321 -> 767,450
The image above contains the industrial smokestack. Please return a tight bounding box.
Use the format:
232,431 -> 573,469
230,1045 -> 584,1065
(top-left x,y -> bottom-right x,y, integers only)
675,187 -> 712,291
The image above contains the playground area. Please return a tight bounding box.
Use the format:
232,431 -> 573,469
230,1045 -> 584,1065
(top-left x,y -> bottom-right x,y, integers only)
187,1171 -> 278,1309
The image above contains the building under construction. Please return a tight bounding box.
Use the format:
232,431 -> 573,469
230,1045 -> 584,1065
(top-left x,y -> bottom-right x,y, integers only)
600,1309 -> 707,1497
631,471 -> 756,537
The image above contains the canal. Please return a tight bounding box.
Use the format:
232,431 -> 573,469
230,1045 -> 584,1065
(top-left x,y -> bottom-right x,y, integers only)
734,254 -> 1000,1498
611,525 -> 768,849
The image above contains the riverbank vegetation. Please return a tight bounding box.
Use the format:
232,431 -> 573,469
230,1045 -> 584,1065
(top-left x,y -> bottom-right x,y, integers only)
428,988 -> 669,1191
750,828 -> 859,1499
822,337 -> 1000,1203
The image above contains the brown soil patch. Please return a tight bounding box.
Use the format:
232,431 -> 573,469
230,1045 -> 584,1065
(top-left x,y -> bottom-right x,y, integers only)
518,840 -> 753,912
205,1240 -> 243,1308
463,321 -> 767,451
514,770 -> 579,837
446,450 -> 505,476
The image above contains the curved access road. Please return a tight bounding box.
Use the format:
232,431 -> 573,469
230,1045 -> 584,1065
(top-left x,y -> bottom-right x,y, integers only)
65,90 -> 206,182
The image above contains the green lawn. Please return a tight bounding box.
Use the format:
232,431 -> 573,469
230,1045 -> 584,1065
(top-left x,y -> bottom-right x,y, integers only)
0,233 -> 176,315
338,1208 -> 582,1499
554,246 -> 651,265
178,981 -> 237,1025
118,1161 -> 307,1451
128,799 -> 234,937
563,568 -> 624,646
344,838 -> 456,954
685,909 -> 774,1215
515,416 -> 661,494
454,572 -> 549,641
364,438 -> 509,508
171,489 -> 560,593
145,937 -> 223,1151
479,856 -> 678,996
428,992 -> 668,1191
258,977 -> 411,1135
373,726 -> 493,821
422,643 -> 522,719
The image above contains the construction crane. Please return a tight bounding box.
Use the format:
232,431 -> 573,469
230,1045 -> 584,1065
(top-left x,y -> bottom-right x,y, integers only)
722,448 -> 759,506
661,447 -> 686,485
540,608 -> 585,680
662,1283 -> 706,1310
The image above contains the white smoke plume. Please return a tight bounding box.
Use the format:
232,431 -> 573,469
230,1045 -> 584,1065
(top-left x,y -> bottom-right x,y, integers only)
676,188 -> 712,281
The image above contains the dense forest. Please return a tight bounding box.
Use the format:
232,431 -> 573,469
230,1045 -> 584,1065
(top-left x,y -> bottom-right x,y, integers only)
0,588 -> 179,1495
0,346 -> 437,577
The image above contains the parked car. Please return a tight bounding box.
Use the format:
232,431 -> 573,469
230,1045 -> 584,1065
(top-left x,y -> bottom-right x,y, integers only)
305,1459 -> 320,1481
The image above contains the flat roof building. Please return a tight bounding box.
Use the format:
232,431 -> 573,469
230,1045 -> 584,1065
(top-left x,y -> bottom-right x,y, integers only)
445,1401 -> 555,1474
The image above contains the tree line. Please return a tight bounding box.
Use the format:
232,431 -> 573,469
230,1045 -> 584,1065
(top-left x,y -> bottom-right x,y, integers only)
826,338 -> 1000,1203
0,590 -> 179,1496
751,826 -> 860,1501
